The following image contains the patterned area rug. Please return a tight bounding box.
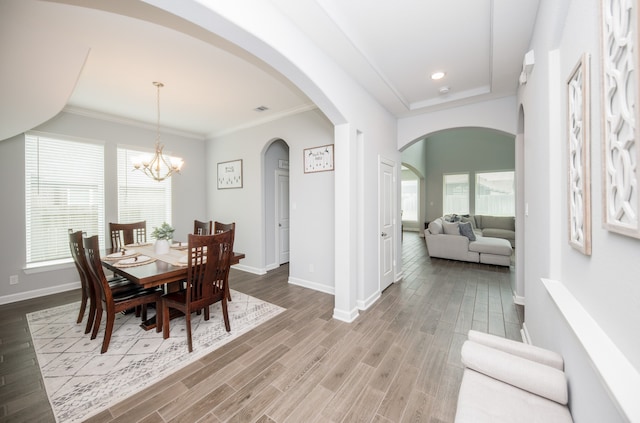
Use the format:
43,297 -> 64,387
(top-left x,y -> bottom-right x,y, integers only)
27,290 -> 285,423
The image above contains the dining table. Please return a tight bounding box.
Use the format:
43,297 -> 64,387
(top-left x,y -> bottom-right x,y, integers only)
101,241 -> 245,329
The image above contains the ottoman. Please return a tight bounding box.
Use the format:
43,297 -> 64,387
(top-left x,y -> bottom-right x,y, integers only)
469,236 -> 513,266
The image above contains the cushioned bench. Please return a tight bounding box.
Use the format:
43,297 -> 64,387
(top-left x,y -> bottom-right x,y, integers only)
455,330 -> 573,423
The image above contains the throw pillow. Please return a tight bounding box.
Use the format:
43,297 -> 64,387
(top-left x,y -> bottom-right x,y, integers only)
461,216 -> 476,230
428,220 -> 443,235
459,221 -> 476,241
443,221 -> 460,235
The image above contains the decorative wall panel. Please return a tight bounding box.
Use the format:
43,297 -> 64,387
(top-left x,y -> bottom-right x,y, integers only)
600,0 -> 640,238
568,54 -> 592,255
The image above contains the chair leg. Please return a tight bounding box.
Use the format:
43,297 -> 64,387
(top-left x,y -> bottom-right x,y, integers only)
85,300 -> 96,334
204,305 -> 210,321
162,303 -> 171,339
101,312 -> 115,354
91,307 -> 102,340
77,292 -> 88,324
155,300 -> 162,333
185,312 -> 193,353
221,298 -> 231,332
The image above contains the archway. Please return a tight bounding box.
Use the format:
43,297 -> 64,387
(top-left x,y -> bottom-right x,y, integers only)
263,139 -> 290,271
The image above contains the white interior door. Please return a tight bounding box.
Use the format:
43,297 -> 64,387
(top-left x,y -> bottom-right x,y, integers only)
276,171 -> 290,264
380,159 -> 395,291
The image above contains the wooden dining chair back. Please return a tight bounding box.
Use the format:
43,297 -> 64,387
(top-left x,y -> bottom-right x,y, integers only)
213,221 -> 236,300
193,219 -> 212,235
83,235 -> 163,353
162,230 -> 233,352
213,221 -> 235,244
109,221 -> 147,250
68,229 -> 96,334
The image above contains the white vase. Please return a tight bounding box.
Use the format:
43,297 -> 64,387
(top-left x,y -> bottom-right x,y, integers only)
154,239 -> 170,254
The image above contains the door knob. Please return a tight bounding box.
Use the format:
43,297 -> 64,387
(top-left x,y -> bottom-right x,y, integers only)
381,232 -> 387,237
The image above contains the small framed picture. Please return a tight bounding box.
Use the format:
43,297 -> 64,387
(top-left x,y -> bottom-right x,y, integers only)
304,144 -> 334,173
217,159 -> 243,189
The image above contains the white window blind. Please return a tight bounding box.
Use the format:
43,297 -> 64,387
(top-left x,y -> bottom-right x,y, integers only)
401,179 -> 419,221
117,148 -> 172,240
25,134 -> 105,266
443,173 -> 469,215
475,171 -> 515,216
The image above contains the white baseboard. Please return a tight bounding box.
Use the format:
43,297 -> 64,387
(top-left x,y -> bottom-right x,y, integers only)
332,306 -> 359,323
356,290 -> 380,310
288,276 -> 335,295
232,264 -> 266,275
513,294 -> 525,305
0,281 -> 81,305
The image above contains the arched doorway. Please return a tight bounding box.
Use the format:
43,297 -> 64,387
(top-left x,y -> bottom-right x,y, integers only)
263,139 -> 290,270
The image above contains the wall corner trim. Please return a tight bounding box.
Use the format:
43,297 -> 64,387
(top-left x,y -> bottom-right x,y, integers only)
542,278 -> 640,422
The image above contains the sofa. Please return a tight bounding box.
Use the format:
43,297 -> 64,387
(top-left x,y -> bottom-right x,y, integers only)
425,217 -> 513,266
455,330 -> 573,423
472,214 -> 515,247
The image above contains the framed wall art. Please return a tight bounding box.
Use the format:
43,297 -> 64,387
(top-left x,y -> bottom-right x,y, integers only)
217,159 -> 243,189
600,0 -> 640,238
304,144 -> 334,173
567,53 -> 592,255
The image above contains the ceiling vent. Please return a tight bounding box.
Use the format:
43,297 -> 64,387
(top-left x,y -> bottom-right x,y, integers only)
254,105 -> 269,112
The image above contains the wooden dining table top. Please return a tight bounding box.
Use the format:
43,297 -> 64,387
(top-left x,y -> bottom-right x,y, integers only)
101,243 -> 245,289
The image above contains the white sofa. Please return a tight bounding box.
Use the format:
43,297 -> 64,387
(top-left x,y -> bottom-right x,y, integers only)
424,218 -> 513,266
456,330 -> 573,423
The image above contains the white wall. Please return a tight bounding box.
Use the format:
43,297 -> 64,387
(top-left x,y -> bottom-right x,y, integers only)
148,0 -> 401,321
0,110 -> 206,303
206,109 -> 336,293
520,0 -> 640,421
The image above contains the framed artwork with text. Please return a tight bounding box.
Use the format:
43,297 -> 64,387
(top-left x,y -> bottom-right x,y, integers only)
217,159 -> 243,189
304,144 -> 334,173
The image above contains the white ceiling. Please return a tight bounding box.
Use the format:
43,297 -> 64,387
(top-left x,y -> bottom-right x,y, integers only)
1,0 -> 539,140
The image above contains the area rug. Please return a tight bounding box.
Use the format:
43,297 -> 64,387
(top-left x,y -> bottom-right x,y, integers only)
26,290 -> 285,423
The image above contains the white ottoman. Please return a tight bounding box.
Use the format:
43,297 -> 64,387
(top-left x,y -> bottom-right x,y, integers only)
469,236 -> 513,266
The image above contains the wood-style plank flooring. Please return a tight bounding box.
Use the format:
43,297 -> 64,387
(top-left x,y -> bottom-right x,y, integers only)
0,232 -> 522,423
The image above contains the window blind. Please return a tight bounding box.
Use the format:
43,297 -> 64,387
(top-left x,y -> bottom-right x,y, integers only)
443,173 -> 469,215
25,134 -> 105,266
117,148 -> 172,240
475,171 -> 515,216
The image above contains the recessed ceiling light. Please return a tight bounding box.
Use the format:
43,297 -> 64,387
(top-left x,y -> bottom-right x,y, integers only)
431,71 -> 446,80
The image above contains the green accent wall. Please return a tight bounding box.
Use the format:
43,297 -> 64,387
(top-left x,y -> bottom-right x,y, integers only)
402,127 -> 515,224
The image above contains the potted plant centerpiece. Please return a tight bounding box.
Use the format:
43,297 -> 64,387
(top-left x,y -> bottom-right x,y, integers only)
151,222 -> 175,254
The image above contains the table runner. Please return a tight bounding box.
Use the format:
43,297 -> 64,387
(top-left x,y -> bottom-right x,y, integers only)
129,243 -> 188,266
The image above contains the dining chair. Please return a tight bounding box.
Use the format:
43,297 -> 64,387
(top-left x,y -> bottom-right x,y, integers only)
162,231 -> 233,352
83,235 -> 163,353
193,219 -> 212,235
68,229 -> 96,334
68,230 -> 134,334
109,221 -> 147,250
213,221 -> 235,300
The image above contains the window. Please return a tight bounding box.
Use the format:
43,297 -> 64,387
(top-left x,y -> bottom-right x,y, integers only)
401,179 -> 419,221
443,173 -> 469,215
25,134 -> 104,266
117,148 -> 172,234
475,171 -> 515,216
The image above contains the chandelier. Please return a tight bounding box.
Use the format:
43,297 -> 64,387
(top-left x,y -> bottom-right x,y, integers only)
132,81 -> 184,181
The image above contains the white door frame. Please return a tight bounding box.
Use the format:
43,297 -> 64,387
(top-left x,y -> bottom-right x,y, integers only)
274,168 -> 289,265
379,156 -> 396,292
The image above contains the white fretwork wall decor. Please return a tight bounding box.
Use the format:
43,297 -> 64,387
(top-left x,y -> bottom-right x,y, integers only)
600,0 -> 640,238
567,53 -> 592,255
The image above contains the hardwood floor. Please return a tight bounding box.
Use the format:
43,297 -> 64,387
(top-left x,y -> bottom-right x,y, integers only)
0,232 -> 522,423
